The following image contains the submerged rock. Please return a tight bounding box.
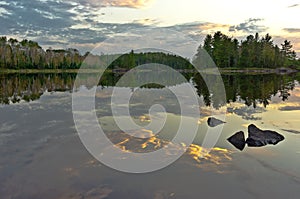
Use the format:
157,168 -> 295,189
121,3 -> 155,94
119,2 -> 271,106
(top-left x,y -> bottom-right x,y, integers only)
227,131 -> 246,151
246,124 -> 285,147
207,117 -> 226,127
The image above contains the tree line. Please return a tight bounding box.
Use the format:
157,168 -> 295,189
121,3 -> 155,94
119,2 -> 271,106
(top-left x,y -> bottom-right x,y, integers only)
0,36 -> 193,70
201,31 -> 299,68
0,36 -> 84,70
108,50 -> 194,70
0,33 -> 299,70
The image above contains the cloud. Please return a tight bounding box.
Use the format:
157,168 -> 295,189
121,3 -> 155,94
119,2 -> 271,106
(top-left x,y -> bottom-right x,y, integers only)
167,22 -> 204,32
229,18 -> 268,33
0,7 -> 11,17
132,18 -> 160,26
273,35 -> 300,54
0,0 -> 76,35
198,23 -> 229,30
4,0 -> 294,56
283,28 -> 300,33
73,0 -> 153,8
0,0 -> 155,52
165,22 -> 230,41
288,4 -> 299,8
0,1 -> 209,53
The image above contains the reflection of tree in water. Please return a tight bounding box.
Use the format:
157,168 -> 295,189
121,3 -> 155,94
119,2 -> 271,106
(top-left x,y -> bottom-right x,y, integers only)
1,72 -> 299,107
193,73 -> 213,107
0,73 -> 76,104
191,72 -> 298,108
219,73 -> 299,108
278,81 -> 295,101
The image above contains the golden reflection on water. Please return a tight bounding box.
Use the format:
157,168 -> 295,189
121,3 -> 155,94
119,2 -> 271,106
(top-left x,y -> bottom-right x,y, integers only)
63,167 -> 80,177
139,115 -> 151,123
104,129 -> 232,172
141,136 -> 162,149
187,144 -> 232,164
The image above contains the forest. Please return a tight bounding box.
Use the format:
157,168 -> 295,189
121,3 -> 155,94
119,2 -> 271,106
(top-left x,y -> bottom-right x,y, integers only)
0,37 -> 83,70
202,31 -> 299,68
0,32 -> 299,70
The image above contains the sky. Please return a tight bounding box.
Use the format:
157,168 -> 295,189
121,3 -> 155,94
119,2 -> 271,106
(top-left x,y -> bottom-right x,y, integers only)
0,0 -> 300,54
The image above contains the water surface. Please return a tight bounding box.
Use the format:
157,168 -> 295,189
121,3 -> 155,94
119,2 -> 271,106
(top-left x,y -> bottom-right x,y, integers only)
0,72 -> 300,198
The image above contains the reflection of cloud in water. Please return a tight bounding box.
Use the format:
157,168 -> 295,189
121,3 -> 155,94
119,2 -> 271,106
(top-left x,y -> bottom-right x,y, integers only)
139,115 -> 151,123
187,144 -> 231,164
0,123 -> 18,145
268,90 -> 300,110
227,106 -> 264,120
278,105 -> 300,111
84,159 -> 102,168
237,153 -> 300,184
60,185 -> 113,199
0,122 -> 17,133
38,120 -> 65,130
154,190 -> 175,199
270,85 -> 300,110
185,144 -> 232,173
101,130 -> 232,172
63,167 -> 80,177
281,129 -> 300,134
263,109 -> 300,133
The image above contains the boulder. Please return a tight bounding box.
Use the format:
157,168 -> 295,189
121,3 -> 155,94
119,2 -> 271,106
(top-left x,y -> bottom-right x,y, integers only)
246,124 -> 285,147
207,117 -> 226,127
227,131 -> 246,151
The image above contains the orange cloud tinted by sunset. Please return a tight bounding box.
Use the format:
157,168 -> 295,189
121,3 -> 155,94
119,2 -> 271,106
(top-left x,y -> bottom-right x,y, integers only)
82,0 -> 154,8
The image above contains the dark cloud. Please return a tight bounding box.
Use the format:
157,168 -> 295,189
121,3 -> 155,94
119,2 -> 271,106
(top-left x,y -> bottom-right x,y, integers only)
167,22 -> 203,31
166,21 -> 226,32
0,1 -> 272,54
37,40 -> 69,46
0,0 -> 226,55
229,18 -> 268,33
0,0 -> 153,53
283,28 -> 300,33
165,22 -> 225,41
0,0 -> 77,37
166,23 -> 199,41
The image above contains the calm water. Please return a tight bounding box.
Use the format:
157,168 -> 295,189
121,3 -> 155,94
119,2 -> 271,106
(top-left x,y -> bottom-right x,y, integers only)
1,72 -> 300,199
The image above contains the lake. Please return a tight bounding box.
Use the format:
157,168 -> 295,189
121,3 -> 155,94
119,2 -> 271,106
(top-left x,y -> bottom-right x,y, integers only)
0,72 -> 300,199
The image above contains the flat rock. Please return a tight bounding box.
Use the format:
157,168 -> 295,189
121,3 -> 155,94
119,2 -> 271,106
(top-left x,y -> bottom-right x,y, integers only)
246,124 -> 285,147
207,117 -> 226,127
227,131 -> 246,151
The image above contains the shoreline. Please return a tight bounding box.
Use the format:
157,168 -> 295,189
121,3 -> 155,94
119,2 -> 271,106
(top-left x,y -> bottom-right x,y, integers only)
219,67 -> 298,74
0,67 -> 298,74
0,69 -> 107,74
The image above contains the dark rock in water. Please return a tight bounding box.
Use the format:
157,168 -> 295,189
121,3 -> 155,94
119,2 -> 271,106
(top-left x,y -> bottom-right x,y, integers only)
227,131 -> 246,151
246,124 -> 285,147
207,117 -> 226,127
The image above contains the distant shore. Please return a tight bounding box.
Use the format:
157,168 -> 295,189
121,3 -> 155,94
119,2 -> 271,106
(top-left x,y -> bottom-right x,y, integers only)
0,67 -> 298,74
219,67 -> 299,74
0,69 -> 104,74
